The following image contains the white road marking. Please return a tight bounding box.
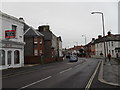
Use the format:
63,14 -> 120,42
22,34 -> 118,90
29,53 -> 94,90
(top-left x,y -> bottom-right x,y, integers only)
85,61 -> 101,90
59,68 -> 72,74
75,64 -> 80,68
18,76 -> 52,89
67,61 -> 79,64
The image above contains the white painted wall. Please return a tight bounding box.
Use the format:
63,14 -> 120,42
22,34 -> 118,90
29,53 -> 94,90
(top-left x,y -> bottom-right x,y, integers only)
0,12 -> 24,70
95,41 -> 119,58
0,12 -> 24,42
59,41 -> 63,57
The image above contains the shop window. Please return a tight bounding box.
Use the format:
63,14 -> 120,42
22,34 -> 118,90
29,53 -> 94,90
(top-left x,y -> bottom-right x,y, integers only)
14,50 -> 20,64
8,51 -> 12,65
0,50 -> 5,65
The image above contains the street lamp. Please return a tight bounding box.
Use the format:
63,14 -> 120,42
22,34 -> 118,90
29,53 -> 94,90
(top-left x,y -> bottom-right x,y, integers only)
91,11 -> 107,62
82,35 -> 87,45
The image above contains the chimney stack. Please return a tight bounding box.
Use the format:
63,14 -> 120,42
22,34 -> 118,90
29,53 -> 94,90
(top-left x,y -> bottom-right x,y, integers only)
92,38 -> 95,41
98,35 -> 102,39
38,25 -> 50,32
107,31 -> 111,36
19,17 -> 24,22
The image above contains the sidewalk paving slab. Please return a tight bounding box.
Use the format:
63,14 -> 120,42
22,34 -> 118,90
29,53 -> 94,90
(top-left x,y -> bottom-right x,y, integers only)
99,58 -> 120,86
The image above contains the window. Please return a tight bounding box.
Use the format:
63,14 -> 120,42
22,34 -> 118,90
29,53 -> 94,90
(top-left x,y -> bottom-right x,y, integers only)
34,50 -> 38,56
97,44 -> 98,48
12,25 -> 17,31
34,37 -> 38,44
109,42 -> 110,46
109,50 -> 111,54
40,38 -> 42,44
14,50 -> 20,64
8,51 -> 12,64
40,50 -> 42,55
34,44 -> 38,49
0,50 -> 5,65
111,41 -> 113,46
112,50 -> 114,55
100,43 -> 102,48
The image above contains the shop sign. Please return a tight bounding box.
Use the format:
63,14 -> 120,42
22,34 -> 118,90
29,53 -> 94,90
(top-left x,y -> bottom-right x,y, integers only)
5,30 -> 16,38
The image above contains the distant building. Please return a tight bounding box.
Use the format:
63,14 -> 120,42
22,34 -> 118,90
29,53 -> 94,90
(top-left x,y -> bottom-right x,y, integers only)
67,45 -> 85,57
0,12 -> 25,70
85,38 -> 95,57
24,23 -> 45,64
57,36 -> 63,57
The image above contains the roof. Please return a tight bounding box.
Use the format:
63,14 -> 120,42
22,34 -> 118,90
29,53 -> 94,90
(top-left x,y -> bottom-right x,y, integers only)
38,30 -> 52,40
57,36 -> 62,42
67,45 -> 84,51
24,24 -> 44,37
94,34 -> 120,43
0,11 -> 24,24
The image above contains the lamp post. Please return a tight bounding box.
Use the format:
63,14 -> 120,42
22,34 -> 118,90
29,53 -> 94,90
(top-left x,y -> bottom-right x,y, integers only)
82,35 -> 87,57
82,35 -> 87,45
91,11 -> 107,62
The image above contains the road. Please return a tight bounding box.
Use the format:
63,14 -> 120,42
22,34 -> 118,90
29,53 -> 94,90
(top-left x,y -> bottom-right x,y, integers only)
2,58 -> 119,89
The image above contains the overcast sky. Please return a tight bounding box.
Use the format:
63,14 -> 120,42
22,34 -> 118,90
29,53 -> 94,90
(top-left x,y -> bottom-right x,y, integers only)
1,1 -> 118,48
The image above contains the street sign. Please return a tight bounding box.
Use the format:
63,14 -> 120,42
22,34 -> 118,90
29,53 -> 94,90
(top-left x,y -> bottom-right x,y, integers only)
5,30 -> 16,38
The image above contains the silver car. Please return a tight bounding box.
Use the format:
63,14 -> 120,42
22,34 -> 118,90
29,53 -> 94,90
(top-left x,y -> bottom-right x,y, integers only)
69,55 -> 78,62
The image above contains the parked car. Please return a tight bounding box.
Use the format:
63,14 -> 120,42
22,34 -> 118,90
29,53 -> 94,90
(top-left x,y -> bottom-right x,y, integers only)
69,55 -> 78,62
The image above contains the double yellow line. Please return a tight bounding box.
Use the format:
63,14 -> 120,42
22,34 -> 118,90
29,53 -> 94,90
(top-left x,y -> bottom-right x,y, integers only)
85,61 -> 101,90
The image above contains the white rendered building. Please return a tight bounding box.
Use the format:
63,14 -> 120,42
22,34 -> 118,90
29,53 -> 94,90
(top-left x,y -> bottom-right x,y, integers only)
0,11 -> 25,70
95,32 -> 120,58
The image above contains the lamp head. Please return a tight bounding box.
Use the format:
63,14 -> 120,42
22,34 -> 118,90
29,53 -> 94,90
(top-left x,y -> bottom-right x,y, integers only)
91,12 -> 95,14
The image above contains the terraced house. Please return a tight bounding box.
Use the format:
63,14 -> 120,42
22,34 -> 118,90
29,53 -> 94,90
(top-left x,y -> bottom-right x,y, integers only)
95,31 -> 120,58
0,11 -> 25,70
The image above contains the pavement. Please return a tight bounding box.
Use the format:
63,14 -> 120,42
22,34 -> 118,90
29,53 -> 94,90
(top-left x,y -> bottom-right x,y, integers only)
98,58 -> 120,87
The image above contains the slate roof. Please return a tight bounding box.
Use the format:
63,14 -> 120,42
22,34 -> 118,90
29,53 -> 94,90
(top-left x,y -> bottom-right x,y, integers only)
0,11 -> 24,24
24,24 -> 44,37
94,34 -> 120,43
38,30 -> 52,40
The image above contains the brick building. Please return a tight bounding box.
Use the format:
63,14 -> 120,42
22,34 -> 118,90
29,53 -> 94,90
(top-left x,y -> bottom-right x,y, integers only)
24,23 -> 45,64
37,25 -> 63,63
